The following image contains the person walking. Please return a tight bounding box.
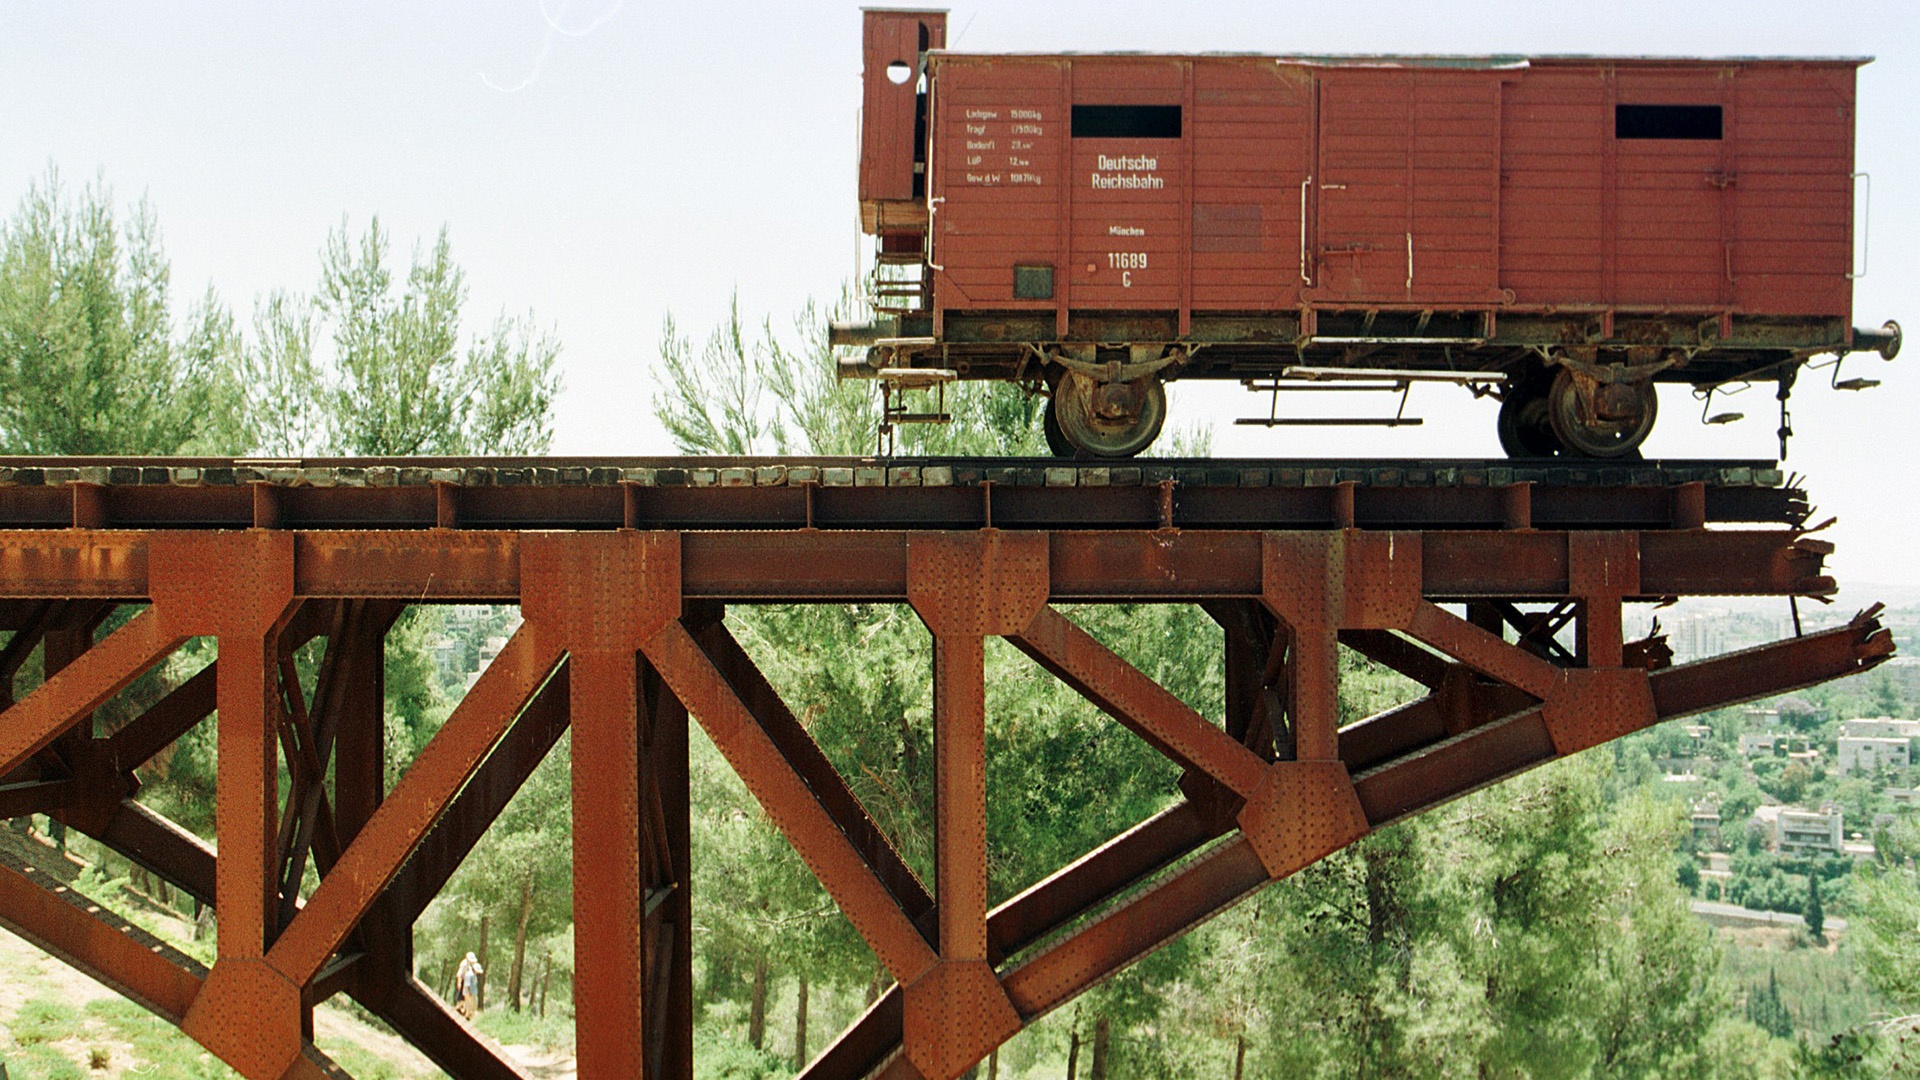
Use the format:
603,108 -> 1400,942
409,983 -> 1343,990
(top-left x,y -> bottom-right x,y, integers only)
455,952 -> 484,1019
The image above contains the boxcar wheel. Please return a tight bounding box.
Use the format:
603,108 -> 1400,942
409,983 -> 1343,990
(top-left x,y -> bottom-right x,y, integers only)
1546,368 -> 1656,459
1052,372 -> 1167,458
1496,382 -> 1562,458
1042,397 -> 1076,457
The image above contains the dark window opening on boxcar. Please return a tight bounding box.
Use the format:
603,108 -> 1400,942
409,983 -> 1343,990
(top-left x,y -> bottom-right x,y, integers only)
1071,105 -> 1182,139
1013,265 -> 1054,300
1615,104 -> 1723,140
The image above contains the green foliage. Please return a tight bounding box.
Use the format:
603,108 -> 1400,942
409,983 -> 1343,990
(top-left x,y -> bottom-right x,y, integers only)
692,1024 -> 791,1080
241,216 -> 562,456
655,289 -> 1045,459
1228,760 -> 1748,1080
1808,872 -> 1826,938
1850,865 -> 1920,1009
1747,970 -> 1794,1037
0,170 -> 233,454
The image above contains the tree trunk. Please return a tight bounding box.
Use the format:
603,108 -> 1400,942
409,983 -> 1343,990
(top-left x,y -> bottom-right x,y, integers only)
1089,1016 -> 1110,1080
1066,1028 -> 1080,1080
1232,1034 -> 1246,1080
794,975 -> 810,1069
477,914 -> 490,1011
748,955 -> 769,1050
866,966 -> 885,1006
988,1047 -> 999,1079
508,869 -> 535,1010
537,952 -> 552,1018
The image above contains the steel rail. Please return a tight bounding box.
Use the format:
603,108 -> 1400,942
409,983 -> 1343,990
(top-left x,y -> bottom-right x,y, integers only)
0,455 -> 1799,532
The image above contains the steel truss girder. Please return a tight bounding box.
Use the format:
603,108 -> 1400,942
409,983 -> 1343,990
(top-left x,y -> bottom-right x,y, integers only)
0,525 -> 1885,1080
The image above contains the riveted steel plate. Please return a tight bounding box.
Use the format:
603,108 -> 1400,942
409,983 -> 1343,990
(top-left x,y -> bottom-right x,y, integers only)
1541,668 -> 1658,756
1236,761 -> 1371,878
148,531 -> 295,637
179,958 -> 303,1079
902,959 -> 1022,1080
906,531 -> 1049,637
1261,532 -> 1421,631
520,531 -> 682,652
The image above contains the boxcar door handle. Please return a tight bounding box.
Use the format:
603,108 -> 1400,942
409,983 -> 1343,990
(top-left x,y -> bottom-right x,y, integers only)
1849,172 -> 1870,280
1300,176 -> 1313,284
1406,232 -> 1414,291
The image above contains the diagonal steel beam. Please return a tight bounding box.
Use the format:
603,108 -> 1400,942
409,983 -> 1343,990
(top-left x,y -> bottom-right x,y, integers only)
690,618 -> 934,924
267,624 -> 565,985
378,661 -> 572,928
1339,629 -> 1451,689
354,974 -> 533,1080
1009,607 -> 1268,798
806,610 -> 1895,1078
999,837 -> 1271,1020
0,607 -> 182,777
0,847 -> 204,1023
1356,608 -> 1893,827
98,660 -> 217,775
80,798 -> 218,908
1404,601 -> 1564,698
646,618 -> 941,986
801,801 -> 1224,1080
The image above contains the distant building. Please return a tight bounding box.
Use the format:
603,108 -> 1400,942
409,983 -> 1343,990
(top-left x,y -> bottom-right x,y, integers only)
1890,788 -> 1920,808
1839,717 -> 1920,740
1740,733 -> 1810,758
1838,736 -> 1911,776
1690,800 -> 1723,847
1752,804 -> 1845,857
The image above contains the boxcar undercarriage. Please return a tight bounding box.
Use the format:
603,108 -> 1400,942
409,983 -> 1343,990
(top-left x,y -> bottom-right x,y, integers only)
834,308 -> 1900,458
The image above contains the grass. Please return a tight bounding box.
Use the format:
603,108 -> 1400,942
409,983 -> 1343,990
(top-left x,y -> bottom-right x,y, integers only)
473,1004 -> 575,1053
1718,929 -> 1895,1040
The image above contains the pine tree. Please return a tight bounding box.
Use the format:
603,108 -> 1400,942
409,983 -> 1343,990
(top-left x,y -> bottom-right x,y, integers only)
1807,871 -> 1826,939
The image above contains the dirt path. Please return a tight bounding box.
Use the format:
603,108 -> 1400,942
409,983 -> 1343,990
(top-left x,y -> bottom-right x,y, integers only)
0,918 -> 585,1078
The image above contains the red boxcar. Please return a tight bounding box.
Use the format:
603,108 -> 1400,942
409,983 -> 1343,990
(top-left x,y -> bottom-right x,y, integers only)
838,9 -> 1899,458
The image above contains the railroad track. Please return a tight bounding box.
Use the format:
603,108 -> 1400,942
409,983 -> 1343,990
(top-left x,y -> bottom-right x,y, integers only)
0,455 -> 1804,531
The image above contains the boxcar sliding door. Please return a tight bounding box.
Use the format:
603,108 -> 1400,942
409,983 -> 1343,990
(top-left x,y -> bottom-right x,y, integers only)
1310,67 -> 1502,307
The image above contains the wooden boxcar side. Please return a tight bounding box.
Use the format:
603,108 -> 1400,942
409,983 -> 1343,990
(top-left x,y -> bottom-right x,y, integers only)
924,53 -> 1860,324
845,9 -> 1893,460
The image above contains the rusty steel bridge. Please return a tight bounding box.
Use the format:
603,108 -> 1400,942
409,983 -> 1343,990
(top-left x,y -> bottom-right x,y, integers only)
0,455 -> 1890,1080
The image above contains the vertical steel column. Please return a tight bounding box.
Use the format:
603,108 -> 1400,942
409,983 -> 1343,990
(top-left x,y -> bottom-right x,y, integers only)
902,532 -> 1047,1080
1570,533 -> 1638,669
522,531 -> 683,1080
572,648 -> 645,1072
641,655 -> 695,1080
157,533 -> 309,1080
329,601 -> 406,992
1238,533 -> 1387,881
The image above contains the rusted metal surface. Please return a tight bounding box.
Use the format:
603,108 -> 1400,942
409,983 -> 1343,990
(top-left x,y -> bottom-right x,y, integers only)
0,455 -> 1806,531
864,28 -> 1870,382
0,454 -> 1888,1080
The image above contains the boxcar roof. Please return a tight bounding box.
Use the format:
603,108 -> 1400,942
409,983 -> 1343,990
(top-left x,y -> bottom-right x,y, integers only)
925,51 -> 1871,67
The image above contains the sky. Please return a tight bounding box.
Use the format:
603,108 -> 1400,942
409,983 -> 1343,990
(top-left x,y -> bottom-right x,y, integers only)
0,0 -> 1914,585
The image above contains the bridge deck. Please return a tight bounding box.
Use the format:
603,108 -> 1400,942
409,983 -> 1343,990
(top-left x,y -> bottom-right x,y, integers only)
0,455 -> 1799,531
